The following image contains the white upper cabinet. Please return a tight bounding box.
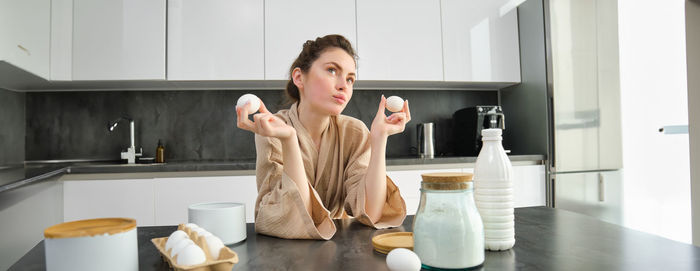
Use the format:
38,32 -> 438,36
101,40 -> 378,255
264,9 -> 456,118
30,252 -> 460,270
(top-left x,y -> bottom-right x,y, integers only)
168,0 -> 264,80
264,0 -> 357,80
0,0 -> 51,79
441,0 -> 521,82
356,0 -> 443,81
1,0 -> 524,87
72,0 -> 165,80
50,0 -> 73,81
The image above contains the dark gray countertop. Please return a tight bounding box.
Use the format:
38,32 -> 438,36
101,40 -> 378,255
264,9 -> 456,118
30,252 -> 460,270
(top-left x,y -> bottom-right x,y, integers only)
0,155 -> 544,193
10,207 -> 700,270
0,164 -> 69,192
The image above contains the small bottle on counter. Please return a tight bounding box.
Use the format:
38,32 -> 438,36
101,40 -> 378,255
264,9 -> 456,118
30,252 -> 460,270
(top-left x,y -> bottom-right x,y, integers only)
473,128 -> 515,251
156,139 -> 165,163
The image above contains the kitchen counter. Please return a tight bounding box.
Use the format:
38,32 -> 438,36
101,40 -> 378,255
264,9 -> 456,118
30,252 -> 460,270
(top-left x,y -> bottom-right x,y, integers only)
10,207 -> 700,270
0,155 -> 544,193
0,164 -> 68,193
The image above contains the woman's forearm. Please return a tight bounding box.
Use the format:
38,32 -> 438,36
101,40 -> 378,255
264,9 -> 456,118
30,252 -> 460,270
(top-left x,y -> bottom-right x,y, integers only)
280,131 -> 312,215
364,134 -> 388,223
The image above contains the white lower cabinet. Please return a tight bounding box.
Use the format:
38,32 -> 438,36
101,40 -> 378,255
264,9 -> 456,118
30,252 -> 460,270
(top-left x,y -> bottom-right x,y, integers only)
63,178 -> 156,226
154,175 -> 258,225
61,164 -> 543,227
387,168 -> 464,215
387,164 -> 546,215
511,165 -> 547,207
63,175 -> 258,227
470,165 -> 546,207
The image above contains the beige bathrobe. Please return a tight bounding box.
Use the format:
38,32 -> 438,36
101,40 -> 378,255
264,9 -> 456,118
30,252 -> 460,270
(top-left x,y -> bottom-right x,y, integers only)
254,103 -> 406,240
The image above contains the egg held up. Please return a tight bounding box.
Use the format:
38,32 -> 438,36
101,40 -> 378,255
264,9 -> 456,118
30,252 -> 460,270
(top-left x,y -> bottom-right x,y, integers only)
237,94 -> 261,114
385,96 -> 405,113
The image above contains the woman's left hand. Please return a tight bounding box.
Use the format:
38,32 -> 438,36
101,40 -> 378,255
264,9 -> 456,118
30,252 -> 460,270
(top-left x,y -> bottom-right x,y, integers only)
370,95 -> 411,139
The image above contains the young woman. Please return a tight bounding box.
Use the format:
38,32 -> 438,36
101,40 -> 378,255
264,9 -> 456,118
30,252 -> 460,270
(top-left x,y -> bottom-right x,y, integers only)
236,34 -> 411,240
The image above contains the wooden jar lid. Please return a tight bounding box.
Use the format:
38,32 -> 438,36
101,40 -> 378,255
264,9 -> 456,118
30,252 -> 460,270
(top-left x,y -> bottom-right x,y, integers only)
372,232 -> 413,254
44,218 -> 136,239
420,172 -> 473,190
421,172 -> 473,182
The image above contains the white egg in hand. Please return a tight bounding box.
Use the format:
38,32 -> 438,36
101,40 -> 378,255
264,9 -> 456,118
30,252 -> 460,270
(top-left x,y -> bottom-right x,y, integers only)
165,230 -> 189,252
203,235 -> 225,259
386,248 -> 421,271
175,244 -> 207,266
386,96 -> 404,112
237,94 -> 261,114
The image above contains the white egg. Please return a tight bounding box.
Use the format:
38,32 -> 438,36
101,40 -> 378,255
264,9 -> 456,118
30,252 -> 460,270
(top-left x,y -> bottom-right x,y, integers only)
165,230 -> 189,252
192,227 -> 211,237
175,243 -> 207,266
386,248 -> 421,271
170,238 -> 195,257
236,93 -> 261,114
203,235 -> 225,260
386,96 -> 404,112
185,223 -> 200,230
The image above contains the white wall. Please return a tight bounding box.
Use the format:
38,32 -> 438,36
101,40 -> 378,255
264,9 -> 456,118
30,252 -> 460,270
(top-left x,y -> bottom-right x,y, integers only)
686,0 -> 700,247
618,0 -> 691,243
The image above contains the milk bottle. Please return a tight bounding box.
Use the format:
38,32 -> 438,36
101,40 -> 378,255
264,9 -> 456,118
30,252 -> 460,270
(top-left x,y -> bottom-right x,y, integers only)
473,128 -> 515,250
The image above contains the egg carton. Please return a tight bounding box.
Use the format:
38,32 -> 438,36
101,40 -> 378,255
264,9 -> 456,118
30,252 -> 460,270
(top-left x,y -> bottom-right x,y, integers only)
151,224 -> 239,271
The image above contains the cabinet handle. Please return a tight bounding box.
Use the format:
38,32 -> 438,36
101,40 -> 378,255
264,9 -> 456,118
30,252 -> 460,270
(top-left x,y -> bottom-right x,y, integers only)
17,44 -> 30,56
658,125 -> 688,134
598,173 -> 605,202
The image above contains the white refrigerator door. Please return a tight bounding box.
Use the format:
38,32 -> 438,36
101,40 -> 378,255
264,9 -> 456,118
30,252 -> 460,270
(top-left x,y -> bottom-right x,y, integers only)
554,170 -> 624,226
550,0 -> 622,172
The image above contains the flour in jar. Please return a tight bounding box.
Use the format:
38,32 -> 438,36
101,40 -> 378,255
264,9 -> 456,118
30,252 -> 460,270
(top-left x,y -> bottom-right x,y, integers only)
413,198 -> 484,269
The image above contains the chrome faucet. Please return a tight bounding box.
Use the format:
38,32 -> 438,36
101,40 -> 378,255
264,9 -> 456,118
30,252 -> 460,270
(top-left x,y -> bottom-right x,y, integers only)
108,116 -> 142,164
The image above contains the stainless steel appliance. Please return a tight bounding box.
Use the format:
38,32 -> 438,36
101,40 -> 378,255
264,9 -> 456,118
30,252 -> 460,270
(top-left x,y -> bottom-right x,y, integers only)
417,123 -> 435,158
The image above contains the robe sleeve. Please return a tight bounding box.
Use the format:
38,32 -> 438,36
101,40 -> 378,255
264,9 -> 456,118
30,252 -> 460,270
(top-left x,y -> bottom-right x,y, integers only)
253,134 -> 336,240
342,125 -> 407,229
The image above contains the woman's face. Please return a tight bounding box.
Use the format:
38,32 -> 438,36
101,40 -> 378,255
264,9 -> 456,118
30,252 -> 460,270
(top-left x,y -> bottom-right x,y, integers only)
294,47 -> 356,116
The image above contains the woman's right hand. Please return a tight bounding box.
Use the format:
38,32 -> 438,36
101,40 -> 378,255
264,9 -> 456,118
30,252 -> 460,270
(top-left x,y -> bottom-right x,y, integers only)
236,101 -> 296,140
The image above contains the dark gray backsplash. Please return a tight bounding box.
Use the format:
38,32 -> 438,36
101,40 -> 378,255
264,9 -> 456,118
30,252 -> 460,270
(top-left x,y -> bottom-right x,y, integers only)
25,89 -> 497,161
0,88 -> 25,165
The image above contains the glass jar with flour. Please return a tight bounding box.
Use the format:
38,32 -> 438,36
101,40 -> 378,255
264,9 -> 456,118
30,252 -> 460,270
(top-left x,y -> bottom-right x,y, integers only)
412,172 -> 484,270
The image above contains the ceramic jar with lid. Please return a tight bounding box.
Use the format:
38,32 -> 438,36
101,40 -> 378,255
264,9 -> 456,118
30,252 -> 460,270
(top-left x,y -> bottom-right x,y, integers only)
44,217 -> 138,271
412,172 -> 484,270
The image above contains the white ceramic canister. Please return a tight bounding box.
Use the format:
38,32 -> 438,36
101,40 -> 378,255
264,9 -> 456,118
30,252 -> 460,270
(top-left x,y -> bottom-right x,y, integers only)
44,218 -> 138,271
188,202 -> 246,245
